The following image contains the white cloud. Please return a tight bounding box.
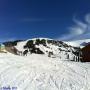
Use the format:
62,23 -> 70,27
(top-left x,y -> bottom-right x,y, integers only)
58,14 -> 90,41
85,13 -> 90,24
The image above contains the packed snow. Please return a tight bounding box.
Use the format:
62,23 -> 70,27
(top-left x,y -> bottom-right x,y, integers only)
0,53 -> 90,90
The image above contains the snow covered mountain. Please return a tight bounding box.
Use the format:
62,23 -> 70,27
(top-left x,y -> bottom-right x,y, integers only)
65,39 -> 90,47
0,38 -> 90,90
3,38 -> 81,61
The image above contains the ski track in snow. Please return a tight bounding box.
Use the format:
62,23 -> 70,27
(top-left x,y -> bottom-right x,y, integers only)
0,53 -> 90,90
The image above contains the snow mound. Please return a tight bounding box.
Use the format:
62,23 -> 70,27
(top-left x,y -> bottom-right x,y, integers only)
0,53 -> 90,90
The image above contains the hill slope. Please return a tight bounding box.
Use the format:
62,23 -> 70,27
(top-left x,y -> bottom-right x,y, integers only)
9,38 -> 81,61
0,53 -> 90,90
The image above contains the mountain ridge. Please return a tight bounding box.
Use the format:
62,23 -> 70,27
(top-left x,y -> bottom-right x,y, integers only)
2,38 -> 81,62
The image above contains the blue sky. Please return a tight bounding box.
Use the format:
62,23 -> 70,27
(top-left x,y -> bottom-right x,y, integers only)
0,0 -> 90,41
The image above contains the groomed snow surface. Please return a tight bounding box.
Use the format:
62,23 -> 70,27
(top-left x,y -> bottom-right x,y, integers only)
0,53 -> 90,90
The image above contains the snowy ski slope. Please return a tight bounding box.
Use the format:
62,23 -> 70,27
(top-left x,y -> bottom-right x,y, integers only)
0,53 -> 90,90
